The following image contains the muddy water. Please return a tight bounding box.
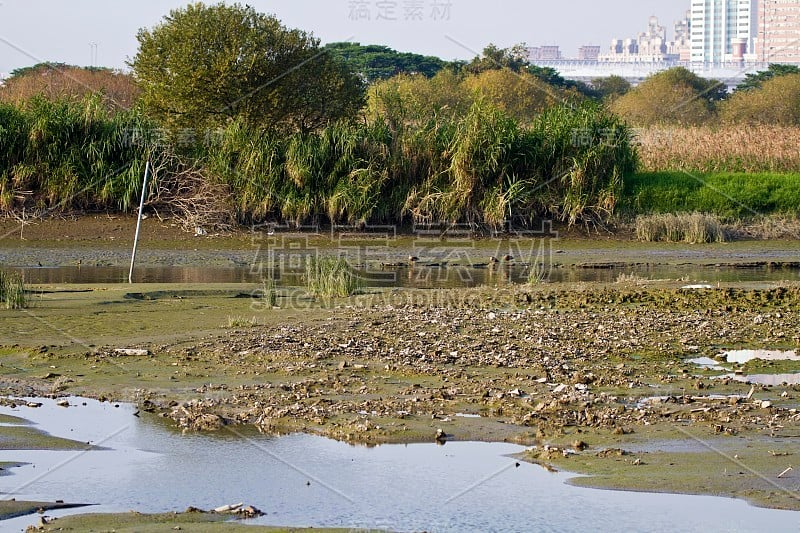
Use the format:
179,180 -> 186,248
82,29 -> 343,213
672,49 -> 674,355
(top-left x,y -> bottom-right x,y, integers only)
1,398 -> 798,532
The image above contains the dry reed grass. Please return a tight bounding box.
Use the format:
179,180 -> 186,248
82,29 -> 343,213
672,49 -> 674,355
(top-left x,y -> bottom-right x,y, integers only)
635,213 -> 726,244
637,126 -> 800,173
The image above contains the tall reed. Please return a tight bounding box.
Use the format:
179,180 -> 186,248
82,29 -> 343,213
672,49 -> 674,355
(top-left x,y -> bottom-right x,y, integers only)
635,213 -> 726,244
2,94 -> 637,229
0,269 -> 28,309
304,256 -> 363,298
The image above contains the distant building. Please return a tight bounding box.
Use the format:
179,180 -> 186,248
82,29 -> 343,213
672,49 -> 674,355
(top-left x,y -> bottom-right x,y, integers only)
690,0 -> 758,63
758,0 -> 800,63
670,11 -> 692,61
577,45 -> 601,61
527,45 -> 562,61
600,16 -> 681,62
539,45 -> 562,60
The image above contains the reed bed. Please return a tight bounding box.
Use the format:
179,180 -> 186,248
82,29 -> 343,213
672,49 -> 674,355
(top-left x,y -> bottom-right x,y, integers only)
1,94 -> 636,228
0,96 -> 159,213
637,126 -> 800,173
206,100 -> 635,228
635,213 -> 726,244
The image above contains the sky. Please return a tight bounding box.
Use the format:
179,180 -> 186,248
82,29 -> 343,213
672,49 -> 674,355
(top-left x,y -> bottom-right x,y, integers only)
0,1 -> 690,75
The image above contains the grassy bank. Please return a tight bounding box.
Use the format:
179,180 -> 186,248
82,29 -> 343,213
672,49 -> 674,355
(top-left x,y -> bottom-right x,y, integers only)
623,171 -> 800,219
33,512 -> 358,532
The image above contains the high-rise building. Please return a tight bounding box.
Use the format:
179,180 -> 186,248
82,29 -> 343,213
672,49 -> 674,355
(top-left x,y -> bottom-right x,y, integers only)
758,0 -> 800,63
690,0 -> 759,63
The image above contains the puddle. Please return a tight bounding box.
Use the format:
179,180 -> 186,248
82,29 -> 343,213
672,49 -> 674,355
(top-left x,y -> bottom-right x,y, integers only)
719,373 -> 800,386
722,349 -> 800,365
686,357 -> 729,371
0,397 -> 798,532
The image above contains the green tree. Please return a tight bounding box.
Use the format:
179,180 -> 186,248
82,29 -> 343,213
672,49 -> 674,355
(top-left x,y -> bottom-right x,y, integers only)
130,2 -> 364,132
590,75 -> 631,101
463,68 -> 562,123
324,42 -> 447,82
465,44 -> 530,74
611,67 -> 724,126
367,70 -> 472,127
463,45 -> 593,98
721,73 -> 800,125
735,64 -> 800,92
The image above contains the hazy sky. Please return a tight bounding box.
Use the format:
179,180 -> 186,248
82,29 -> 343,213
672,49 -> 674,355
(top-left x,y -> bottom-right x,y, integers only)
0,1 -> 690,74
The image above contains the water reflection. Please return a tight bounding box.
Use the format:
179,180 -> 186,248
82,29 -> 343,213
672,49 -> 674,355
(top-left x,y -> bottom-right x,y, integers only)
14,261 -> 800,288
0,397 -> 798,533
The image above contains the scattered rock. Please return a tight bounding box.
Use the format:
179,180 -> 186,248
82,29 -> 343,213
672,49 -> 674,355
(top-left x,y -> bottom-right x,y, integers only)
114,348 -> 150,357
572,440 -> 588,451
235,505 -> 264,519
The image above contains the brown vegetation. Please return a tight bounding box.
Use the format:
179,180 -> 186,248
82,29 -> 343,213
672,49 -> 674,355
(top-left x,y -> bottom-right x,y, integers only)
636,125 -> 800,173
0,63 -> 139,111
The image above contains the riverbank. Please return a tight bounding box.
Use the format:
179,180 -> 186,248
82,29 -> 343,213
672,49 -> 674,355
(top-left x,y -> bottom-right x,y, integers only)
4,215 -> 800,271
1,281 -> 799,512
1,222 -> 799,524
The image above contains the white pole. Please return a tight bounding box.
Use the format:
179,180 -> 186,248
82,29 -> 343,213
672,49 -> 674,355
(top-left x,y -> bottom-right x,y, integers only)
129,160 -> 151,284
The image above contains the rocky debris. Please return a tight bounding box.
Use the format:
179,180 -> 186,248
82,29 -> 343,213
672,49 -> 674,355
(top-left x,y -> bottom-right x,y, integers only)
212,503 -> 264,519
113,348 -> 150,357
171,401 -> 226,431
596,448 -> 629,458
235,505 -> 264,519
110,286 -> 800,444
572,440 -> 588,451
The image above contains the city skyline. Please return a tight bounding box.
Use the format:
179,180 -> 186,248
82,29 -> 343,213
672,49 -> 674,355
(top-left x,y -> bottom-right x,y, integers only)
0,0 -> 689,75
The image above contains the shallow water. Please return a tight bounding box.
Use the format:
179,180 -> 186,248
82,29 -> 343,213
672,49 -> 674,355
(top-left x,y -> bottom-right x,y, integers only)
1,398 -> 798,532
720,373 -> 800,386
14,262 -> 800,287
723,349 -> 800,365
687,357 -> 729,371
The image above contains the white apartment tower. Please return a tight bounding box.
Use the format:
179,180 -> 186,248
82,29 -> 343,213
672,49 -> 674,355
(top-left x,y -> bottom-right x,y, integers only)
690,0 -> 759,63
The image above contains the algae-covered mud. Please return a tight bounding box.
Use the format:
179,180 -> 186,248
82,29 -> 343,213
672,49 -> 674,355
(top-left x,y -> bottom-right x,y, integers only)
1,219 -> 799,529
